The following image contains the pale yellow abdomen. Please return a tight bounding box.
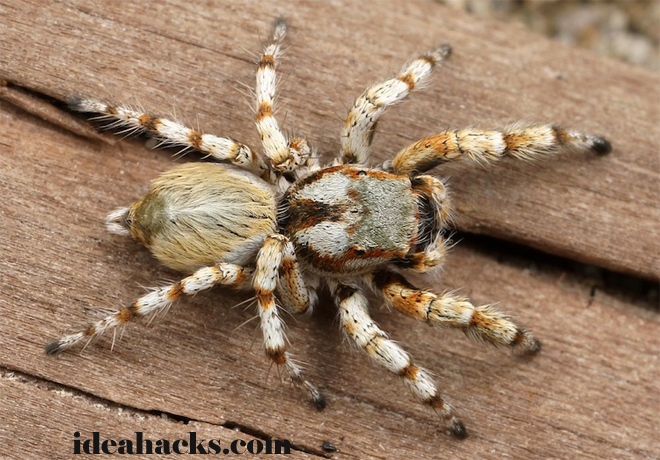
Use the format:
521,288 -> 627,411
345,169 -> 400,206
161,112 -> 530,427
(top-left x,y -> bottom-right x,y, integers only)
126,162 -> 277,272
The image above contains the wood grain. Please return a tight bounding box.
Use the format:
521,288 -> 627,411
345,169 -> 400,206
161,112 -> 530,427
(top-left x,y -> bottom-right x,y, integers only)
1,1 -> 658,459
1,371 -> 317,458
1,0 -> 658,280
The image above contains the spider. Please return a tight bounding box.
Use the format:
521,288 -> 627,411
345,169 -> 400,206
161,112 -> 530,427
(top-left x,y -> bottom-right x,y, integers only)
46,18 -> 611,439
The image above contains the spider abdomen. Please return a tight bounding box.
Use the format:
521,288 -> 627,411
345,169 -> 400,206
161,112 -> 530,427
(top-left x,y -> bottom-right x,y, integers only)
281,165 -> 418,275
123,162 -> 277,272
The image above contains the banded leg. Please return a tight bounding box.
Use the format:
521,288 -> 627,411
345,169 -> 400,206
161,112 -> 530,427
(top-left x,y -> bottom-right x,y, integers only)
394,234 -> 448,274
255,18 -> 311,174
339,44 -> 451,165
254,234 -> 325,409
46,263 -> 253,355
329,281 -> 466,438
276,239 -> 318,315
68,97 -> 266,174
370,271 -> 541,354
392,125 -> 612,175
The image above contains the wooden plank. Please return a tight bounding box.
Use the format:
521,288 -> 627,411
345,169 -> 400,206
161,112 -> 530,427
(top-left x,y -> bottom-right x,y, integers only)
0,371 -> 317,459
1,1 -> 658,459
1,0 -> 658,279
1,97 -> 658,459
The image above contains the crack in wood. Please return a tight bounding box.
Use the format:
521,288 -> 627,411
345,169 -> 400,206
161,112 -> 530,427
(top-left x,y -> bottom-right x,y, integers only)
458,233 -> 659,311
0,80 -> 113,144
1,365 -> 330,458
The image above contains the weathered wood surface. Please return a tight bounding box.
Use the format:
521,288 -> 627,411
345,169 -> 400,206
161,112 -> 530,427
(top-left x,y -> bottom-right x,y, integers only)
1,1 -> 658,459
1,0 -> 657,281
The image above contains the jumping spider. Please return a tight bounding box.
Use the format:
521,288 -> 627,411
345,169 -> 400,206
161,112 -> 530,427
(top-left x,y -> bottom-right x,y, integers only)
46,18 -> 611,439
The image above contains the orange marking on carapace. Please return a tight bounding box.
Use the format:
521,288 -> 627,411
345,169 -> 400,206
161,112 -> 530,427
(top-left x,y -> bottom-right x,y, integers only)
341,167 -> 395,180
285,198 -> 349,232
301,246 -> 405,274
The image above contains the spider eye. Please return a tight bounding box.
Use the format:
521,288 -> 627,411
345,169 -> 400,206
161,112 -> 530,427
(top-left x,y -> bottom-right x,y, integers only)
352,248 -> 366,256
357,170 -> 367,176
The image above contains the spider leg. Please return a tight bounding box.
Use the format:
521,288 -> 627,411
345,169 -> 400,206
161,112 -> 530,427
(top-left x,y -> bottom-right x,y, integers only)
395,234 -> 448,274
255,18 -> 311,174
328,280 -> 467,439
254,234 -> 325,409
276,240 -> 318,315
392,124 -> 612,175
338,44 -> 451,165
67,96 -> 266,174
46,263 -> 253,355
393,175 -> 451,273
370,270 -> 541,354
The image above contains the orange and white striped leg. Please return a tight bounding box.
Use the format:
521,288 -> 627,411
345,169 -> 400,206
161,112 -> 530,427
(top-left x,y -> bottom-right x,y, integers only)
68,97 -> 266,174
276,239 -> 318,315
255,18 -> 310,174
46,263 -> 253,355
329,281 -> 467,439
392,124 -> 612,175
394,234 -> 448,274
339,44 -> 451,165
254,234 -> 325,409
370,271 -> 541,354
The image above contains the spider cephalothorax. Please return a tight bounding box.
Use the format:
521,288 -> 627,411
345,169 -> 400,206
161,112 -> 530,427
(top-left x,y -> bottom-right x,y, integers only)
281,165 -> 439,276
47,18 -> 610,439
